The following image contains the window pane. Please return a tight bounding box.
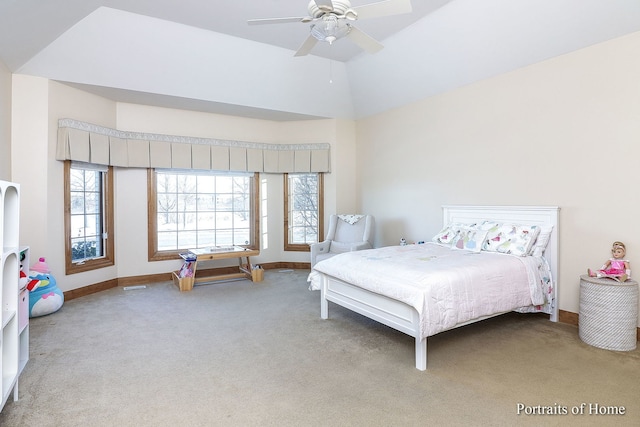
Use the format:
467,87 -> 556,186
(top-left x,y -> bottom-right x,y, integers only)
198,229 -> 216,246
216,176 -> 232,192
158,231 -> 178,251
178,231 -> 197,248
84,192 -> 101,214
70,169 -> 85,189
233,228 -> 250,246
158,174 -> 176,193
155,171 -> 254,252
158,193 -> 177,213
197,175 -> 216,192
216,194 -> 232,211
71,237 -> 98,262
197,195 -> 216,212
70,193 -> 85,215
287,173 -> 320,245
69,166 -> 107,263
216,229 -> 233,246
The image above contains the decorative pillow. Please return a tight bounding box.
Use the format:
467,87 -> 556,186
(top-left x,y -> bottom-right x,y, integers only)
482,224 -> 541,256
451,228 -> 489,253
432,222 -> 466,245
530,225 -> 554,257
476,220 -> 501,231
480,222 -> 503,249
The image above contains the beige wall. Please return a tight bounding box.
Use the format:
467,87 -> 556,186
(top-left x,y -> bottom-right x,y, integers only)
0,62 -> 11,180
357,31 -> 640,317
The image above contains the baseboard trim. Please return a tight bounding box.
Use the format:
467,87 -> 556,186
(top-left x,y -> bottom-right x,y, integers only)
559,309 -> 579,326
63,278 -> 119,301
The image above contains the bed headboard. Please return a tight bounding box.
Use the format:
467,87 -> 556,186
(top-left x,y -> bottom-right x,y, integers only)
442,205 -> 560,322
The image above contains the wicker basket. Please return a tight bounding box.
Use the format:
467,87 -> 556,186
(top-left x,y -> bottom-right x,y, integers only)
172,271 -> 195,292
579,275 -> 638,351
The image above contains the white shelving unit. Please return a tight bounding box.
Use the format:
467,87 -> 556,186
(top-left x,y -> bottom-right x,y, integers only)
18,247 -> 30,376
1,180 -> 20,412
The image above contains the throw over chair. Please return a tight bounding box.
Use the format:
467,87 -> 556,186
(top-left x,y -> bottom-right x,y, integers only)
310,214 -> 374,267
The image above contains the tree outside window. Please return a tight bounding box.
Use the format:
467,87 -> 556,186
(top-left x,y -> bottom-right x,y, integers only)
284,173 -> 323,251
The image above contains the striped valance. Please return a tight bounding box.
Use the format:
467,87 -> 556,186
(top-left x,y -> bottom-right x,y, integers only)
56,119 -> 331,173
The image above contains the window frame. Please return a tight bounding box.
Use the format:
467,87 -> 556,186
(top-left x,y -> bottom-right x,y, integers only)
63,160 -> 115,274
283,172 -> 324,252
147,169 -> 260,261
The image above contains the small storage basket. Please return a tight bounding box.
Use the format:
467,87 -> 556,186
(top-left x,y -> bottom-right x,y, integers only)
579,275 -> 638,351
251,267 -> 264,282
172,271 -> 195,292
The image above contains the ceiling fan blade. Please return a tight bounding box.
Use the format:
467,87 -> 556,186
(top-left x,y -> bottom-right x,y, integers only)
248,16 -> 310,25
346,26 -> 384,54
313,0 -> 335,13
353,0 -> 412,20
294,35 -> 319,57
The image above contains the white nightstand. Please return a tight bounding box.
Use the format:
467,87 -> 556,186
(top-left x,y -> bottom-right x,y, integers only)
579,275 -> 638,351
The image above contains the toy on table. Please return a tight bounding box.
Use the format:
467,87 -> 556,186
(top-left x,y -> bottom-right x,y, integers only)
28,257 -> 64,317
588,241 -> 631,282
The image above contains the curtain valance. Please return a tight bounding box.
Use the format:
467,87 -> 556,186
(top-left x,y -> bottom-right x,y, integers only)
56,119 -> 331,173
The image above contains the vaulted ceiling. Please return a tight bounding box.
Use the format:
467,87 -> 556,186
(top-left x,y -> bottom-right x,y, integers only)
1,0 -> 639,121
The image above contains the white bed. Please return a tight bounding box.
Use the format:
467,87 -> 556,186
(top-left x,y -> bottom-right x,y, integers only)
308,205 -> 560,371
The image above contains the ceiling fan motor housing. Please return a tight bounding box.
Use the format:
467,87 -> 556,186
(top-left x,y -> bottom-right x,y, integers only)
308,0 -> 352,18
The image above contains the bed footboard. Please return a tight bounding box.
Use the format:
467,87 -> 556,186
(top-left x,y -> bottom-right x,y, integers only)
319,273 -> 427,370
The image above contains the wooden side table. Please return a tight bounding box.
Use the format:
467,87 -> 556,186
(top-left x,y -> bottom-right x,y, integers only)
579,275 -> 638,351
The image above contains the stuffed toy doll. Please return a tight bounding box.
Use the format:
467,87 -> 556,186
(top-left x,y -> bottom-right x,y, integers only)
588,241 -> 631,282
28,257 -> 64,317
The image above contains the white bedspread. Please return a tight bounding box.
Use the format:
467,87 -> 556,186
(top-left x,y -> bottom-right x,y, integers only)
308,243 -> 549,338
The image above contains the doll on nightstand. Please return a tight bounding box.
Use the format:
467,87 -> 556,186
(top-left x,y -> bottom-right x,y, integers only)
588,241 -> 631,282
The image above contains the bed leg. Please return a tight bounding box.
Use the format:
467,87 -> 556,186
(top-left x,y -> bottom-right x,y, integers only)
415,337 -> 427,371
320,289 -> 328,319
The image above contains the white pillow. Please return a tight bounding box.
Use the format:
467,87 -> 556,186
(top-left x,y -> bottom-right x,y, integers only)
432,222 -> 467,246
530,225 -> 554,257
482,224 -> 541,256
476,220 -> 501,231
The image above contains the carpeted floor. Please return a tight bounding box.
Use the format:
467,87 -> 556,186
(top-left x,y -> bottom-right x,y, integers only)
1,269 -> 638,426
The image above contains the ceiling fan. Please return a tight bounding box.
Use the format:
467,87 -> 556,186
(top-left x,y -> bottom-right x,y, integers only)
248,0 -> 413,57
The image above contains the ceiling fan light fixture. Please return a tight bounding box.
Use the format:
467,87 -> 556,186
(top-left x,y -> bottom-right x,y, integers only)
311,15 -> 351,44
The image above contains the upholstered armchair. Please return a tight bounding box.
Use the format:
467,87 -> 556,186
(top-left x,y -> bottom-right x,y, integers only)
310,214 -> 374,267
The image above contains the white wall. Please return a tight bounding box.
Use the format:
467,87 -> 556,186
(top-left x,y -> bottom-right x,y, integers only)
357,31 -> 640,318
0,61 -> 11,180
11,75 -> 51,275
